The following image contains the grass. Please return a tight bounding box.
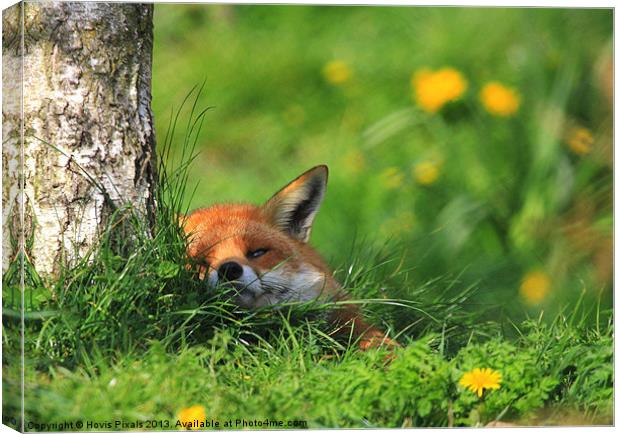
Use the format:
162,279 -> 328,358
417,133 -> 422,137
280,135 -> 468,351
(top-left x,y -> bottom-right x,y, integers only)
10,307 -> 614,428
4,85 -> 613,430
2,5 -> 613,430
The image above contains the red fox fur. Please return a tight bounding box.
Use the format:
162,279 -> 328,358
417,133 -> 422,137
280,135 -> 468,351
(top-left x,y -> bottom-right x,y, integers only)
183,165 -> 396,350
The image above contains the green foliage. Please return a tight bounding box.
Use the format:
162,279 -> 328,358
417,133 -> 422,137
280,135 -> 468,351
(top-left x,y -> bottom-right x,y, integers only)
452,339 -> 558,423
26,313 -> 612,428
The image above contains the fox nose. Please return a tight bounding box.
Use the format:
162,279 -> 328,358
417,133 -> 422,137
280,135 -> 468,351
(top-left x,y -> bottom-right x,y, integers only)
218,261 -> 244,282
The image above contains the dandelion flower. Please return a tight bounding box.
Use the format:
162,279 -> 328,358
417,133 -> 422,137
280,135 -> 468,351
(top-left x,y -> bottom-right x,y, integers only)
380,211 -> 415,237
323,60 -> 352,85
480,82 -> 520,117
566,126 -> 594,156
412,67 -> 467,113
379,167 -> 404,190
342,148 -> 367,174
177,405 -> 206,429
520,270 -> 551,305
459,368 -> 502,397
413,161 -> 440,185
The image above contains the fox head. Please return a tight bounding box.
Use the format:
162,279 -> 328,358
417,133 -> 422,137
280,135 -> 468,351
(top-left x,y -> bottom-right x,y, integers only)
183,165 -> 338,309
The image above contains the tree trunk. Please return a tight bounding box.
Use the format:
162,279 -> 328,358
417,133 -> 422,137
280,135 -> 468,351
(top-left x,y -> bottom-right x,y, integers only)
2,2 -> 156,278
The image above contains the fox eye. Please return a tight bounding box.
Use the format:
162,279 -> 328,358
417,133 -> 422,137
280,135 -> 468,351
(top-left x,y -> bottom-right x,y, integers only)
247,248 -> 268,259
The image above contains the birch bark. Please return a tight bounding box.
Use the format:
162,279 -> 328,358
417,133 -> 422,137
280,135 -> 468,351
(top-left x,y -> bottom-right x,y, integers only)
2,2 -> 156,278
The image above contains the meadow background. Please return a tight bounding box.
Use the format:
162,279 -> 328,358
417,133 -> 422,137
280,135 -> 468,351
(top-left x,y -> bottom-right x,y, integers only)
3,5 -> 613,429
153,5 -> 612,320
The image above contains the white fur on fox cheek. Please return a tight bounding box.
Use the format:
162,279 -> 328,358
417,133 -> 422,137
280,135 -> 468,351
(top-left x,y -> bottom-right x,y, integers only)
239,265 -> 263,295
260,266 -> 326,302
208,270 -> 219,287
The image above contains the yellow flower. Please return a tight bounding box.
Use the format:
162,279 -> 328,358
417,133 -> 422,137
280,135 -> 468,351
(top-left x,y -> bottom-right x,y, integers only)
479,82 -> 520,117
177,405 -> 206,429
322,60 -> 352,85
459,368 -> 502,397
413,161 -> 440,185
379,167 -> 404,190
342,148 -> 366,174
380,211 -> 416,237
565,126 -> 594,155
519,271 -> 551,305
412,67 -> 467,113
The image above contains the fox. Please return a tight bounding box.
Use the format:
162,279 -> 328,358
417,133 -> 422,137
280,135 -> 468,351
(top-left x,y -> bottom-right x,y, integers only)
183,165 -> 397,350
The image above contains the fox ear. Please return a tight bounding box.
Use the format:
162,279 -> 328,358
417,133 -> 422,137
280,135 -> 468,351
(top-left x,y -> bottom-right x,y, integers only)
262,165 -> 328,242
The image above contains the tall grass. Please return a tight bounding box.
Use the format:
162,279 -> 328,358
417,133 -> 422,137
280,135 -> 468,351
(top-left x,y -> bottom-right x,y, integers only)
23,301 -> 612,427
